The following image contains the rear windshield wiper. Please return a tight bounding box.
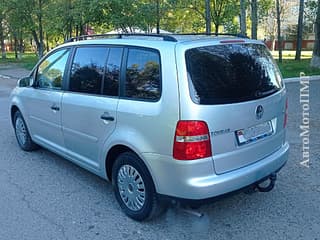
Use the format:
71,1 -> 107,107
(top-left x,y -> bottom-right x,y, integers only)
255,88 -> 279,98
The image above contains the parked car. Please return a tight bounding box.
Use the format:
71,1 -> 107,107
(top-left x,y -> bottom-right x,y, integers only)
10,34 -> 289,221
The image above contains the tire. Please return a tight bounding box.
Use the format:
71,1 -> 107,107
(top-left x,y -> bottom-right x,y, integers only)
112,152 -> 164,221
13,111 -> 38,151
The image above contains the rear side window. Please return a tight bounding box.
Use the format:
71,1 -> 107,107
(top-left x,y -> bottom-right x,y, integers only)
125,48 -> 161,101
69,47 -> 122,96
70,47 -> 108,94
104,48 -> 122,96
185,44 -> 283,104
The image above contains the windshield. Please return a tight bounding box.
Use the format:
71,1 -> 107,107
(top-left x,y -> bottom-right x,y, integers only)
185,44 -> 283,104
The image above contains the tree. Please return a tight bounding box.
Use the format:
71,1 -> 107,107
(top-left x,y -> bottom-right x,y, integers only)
185,0 -> 239,34
156,0 -> 160,33
251,0 -> 258,39
276,0 -> 282,62
311,0 -> 320,68
210,0 -> 239,34
295,0 -> 305,60
0,0 -> 6,59
160,3 -> 204,33
32,0 -> 46,58
6,0 -> 48,58
205,0 -> 211,34
5,0 -> 30,58
240,0 -> 247,35
104,0 -> 154,33
249,0 -> 273,39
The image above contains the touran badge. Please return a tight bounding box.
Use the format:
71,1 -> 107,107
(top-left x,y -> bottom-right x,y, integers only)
256,105 -> 264,119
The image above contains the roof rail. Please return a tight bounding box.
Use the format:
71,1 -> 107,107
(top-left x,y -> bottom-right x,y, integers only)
174,33 -> 249,39
64,33 -> 178,43
64,32 -> 249,44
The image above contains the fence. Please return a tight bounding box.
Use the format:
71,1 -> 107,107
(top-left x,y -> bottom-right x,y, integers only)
265,40 -> 315,51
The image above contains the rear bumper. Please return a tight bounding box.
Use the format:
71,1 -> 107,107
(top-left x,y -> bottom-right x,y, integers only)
143,142 -> 289,200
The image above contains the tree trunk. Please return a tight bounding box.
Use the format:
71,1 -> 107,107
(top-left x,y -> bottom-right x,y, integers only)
38,0 -> 44,58
0,16 -> 6,59
46,33 -> 49,52
80,23 -> 85,36
272,38 -> 276,51
19,31 -> 23,53
75,25 -> 79,37
13,33 -> 18,59
276,0 -> 282,63
214,23 -> 219,35
156,0 -> 160,34
31,30 -> 41,57
205,0 -> 211,34
68,0 -> 73,39
240,0 -> 247,36
251,0 -> 258,39
0,34 -> 5,59
311,0 -> 320,68
10,36 -> 13,51
32,0 -> 44,58
18,31 -> 23,59
295,0 -> 304,60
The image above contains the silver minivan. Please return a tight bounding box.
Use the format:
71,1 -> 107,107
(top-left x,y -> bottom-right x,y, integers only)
10,34 -> 289,220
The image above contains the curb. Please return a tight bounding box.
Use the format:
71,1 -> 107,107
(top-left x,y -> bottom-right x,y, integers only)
284,75 -> 320,83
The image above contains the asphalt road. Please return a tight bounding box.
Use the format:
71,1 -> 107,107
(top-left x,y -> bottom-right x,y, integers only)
0,66 -> 319,240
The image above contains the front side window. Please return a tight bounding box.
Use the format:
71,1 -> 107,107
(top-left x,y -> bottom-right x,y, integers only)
125,48 -> 161,101
70,47 -> 109,94
36,48 -> 70,90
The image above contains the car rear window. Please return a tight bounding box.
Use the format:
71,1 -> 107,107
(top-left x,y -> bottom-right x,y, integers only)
185,44 -> 283,104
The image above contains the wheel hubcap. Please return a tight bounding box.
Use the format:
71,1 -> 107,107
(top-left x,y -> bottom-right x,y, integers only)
117,165 -> 146,211
15,118 -> 27,146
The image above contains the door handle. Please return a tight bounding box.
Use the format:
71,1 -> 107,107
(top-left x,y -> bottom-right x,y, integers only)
100,112 -> 114,121
51,104 -> 60,111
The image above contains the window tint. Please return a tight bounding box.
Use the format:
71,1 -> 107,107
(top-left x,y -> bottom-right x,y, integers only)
103,48 -> 122,96
36,49 -> 70,90
70,47 -> 108,94
185,44 -> 283,104
125,48 -> 161,101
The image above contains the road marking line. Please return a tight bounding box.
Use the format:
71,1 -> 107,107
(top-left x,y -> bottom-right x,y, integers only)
0,74 -> 12,79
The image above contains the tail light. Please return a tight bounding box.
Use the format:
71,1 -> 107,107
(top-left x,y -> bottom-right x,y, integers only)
284,98 -> 288,128
173,120 -> 212,160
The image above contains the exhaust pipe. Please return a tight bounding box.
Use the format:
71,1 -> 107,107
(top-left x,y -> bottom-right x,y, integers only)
256,173 -> 277,192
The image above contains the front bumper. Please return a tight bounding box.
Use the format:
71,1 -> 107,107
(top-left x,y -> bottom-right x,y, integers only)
142,142 -> 289,200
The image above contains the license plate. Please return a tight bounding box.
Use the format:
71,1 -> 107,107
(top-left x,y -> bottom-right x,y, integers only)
236,121 -> 273,146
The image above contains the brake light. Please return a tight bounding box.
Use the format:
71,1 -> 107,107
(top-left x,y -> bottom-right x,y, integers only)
284,98 -> 288,128
173,121 -> 212,160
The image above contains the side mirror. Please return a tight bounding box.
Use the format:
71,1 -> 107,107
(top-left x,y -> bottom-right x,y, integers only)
18,76 -> 33,87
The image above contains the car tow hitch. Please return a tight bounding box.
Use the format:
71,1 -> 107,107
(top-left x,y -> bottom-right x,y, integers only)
256,173 -> 277,192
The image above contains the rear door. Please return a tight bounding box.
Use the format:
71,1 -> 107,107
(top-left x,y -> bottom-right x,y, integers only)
61,46 -> 122,169
183,43 -> 287,174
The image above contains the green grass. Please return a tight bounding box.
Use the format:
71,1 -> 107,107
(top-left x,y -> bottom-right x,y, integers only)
271,50 -> 313,60
277,59 -> 320,78
0,52 -> 38,70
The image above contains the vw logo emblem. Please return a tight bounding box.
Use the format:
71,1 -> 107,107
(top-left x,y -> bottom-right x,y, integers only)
256,105 -> 264,120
